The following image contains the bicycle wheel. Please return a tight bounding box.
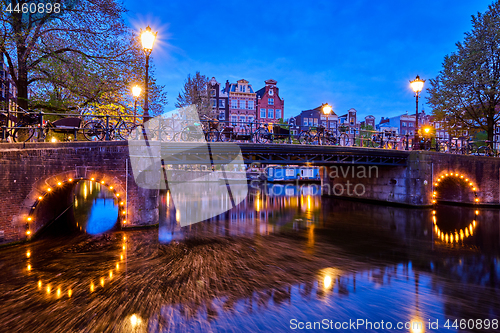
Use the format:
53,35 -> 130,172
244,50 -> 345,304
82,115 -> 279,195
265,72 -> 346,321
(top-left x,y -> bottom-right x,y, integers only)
13,126 -> 36,142
117,122 -> 137,140
339,134 -> 350,146
205,129 -> 219,142
255,128 -> 272,143
321,132 -> 337,145
83,121 -> 105,141
298,131 -> 312,144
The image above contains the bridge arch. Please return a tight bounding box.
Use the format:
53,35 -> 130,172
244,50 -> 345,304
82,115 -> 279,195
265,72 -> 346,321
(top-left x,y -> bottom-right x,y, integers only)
432,171 -> 479,205
20,171 -> 128,239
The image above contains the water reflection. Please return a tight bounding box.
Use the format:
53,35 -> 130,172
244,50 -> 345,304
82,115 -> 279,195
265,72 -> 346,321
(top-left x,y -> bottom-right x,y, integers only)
73,180 -> 119,234
1,184 -> 500,332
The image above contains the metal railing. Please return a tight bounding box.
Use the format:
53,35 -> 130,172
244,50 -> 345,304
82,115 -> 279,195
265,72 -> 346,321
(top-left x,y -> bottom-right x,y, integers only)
0,110 -> 498,156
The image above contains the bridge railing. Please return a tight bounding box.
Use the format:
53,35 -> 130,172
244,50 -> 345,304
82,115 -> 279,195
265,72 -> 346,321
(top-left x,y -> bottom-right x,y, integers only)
0,110 -> 498,155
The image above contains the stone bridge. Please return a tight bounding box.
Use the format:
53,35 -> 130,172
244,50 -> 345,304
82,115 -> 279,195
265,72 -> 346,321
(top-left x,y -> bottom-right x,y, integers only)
0,141 -> 499,245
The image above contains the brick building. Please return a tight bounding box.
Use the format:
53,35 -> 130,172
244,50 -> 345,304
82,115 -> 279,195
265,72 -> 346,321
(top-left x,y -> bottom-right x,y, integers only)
227,79 -> 257,126
255,79 -> 284,124
207,77 -> 229,121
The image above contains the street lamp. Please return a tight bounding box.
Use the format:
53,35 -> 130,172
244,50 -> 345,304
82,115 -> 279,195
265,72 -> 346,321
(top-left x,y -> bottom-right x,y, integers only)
322,103 -> 332,127
132,85 -> 142,124
140,26 -> 157,123
410,75 -> 425,150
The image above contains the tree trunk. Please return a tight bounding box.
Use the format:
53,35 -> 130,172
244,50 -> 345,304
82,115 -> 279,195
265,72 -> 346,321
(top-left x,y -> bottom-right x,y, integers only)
487,114 -> 494,147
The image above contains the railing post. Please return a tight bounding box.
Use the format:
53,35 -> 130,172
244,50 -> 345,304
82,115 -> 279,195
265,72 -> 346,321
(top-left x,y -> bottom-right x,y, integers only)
105,115 -> 110,141
38,111 -> 44,142
405,134 -> 409,150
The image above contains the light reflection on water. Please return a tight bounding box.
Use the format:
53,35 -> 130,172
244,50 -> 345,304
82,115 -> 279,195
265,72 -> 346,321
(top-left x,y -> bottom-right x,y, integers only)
0,183 -> 499,332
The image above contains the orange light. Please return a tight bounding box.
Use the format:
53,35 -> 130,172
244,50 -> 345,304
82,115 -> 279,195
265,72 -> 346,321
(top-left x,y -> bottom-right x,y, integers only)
68,289 -> 72,297
47,188 -> 52,192
91,178 -> 95,181
460,175 -> 464,178
432,210 -> 436,215
27,217 -> 32,221
475,210 -> 479,215
109,186 -> 113,190
109,271 -> 113,279
120,254 -> 124,260
27,264 -> 31,271
434,183 -> 438,186
122,211 -> 126,215
473,188 -> 477,191
100,277 -> 104,287
123,220 -> 127,224
101,181 -> 105,184
46,285 -> 51,294
432,200 -> 436,203
122,245 -> 126,250
475,198 -> 479,202
473,220 -> 476,227
57,288 -> 61,298
26,250 -> 31,257
57,182 -> 62,186
116,263 -> 119,269
69,178 -> 73,182
469,182 -> 473,186
466,178 -> 469,181
26,230 -> 31,235
116,193 -> 120,197
120,201 -> 124,205
90,282 -> 94,292
123,236 -> 126,241
38,280 -> 42,289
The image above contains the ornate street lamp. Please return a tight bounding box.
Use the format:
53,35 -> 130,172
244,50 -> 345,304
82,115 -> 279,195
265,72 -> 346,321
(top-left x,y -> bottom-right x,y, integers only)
132,85 -> 142,124
322,103 -> 332,127
140,26 -> 157,123
410,75 -> 425,150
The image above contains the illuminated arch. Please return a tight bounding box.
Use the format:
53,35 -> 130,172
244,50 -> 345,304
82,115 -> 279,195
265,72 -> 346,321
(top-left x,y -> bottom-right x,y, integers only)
24,175 -> 128,238
432,209 -> 478,244
432,171 -> 479,205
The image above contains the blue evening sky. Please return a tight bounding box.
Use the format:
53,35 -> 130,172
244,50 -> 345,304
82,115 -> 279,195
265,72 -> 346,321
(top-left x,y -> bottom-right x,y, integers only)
122,0 -> 492,120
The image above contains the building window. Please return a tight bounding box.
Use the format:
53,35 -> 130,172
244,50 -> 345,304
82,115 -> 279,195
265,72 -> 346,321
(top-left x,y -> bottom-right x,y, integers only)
313,118 -> 318,126
275,109 -> 281,119
248,100 -> 254,110
231,115 -> 237,126
408,122 -> 413,127
219,99 -> 225,108
268,98 -> 274,105
239,115 -> 246,123
322,121 -> 326,126
260,108 -> 266,119
303,118 -> 308,126
268,109 -> 274,118
210,89 -> 216,96
239,100 -> 246,109
330,121 -> 335,128
231,100 -> 238,109
402,122 -> 406,127
239,85 -> 246,92
219,113 -> 225,120
211,99 -> 216,108
248,116 -> 254,123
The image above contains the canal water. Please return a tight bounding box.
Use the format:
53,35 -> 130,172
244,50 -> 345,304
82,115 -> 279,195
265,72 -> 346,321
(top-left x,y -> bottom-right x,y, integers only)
1,181 -> 499,332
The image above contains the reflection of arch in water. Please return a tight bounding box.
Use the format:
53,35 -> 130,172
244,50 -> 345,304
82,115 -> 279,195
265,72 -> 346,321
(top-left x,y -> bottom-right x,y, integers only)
24,176 -> 127,238
432,209 -> 478,244
432,171 -> 479,204
25,234 -> 128,300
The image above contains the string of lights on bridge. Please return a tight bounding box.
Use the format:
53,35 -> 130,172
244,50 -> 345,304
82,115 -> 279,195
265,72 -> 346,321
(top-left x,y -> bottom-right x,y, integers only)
25,177 -> 127,237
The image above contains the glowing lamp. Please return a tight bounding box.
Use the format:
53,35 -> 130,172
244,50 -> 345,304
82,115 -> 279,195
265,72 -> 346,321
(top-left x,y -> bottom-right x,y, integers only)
141,26 -> 157,52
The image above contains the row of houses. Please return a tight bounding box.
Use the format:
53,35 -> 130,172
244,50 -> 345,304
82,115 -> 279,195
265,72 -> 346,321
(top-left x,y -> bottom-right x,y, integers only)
208,77 -> 284,125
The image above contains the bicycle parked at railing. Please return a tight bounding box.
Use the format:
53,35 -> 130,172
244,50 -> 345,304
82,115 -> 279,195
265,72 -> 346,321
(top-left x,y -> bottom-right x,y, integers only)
82,115 -> 137,141
0,110 -> 39,142
298,125 -> 337,145
254,123 -> 292,144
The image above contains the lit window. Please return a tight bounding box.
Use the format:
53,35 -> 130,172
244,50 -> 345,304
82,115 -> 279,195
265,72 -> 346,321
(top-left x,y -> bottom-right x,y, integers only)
260,108 -> 266,119
268,109 -> 274,118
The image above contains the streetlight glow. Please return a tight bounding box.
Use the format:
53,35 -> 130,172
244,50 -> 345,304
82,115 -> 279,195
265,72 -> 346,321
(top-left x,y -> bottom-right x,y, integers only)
410,75 -> 425,93
322,103 -> 332,115
132,85 -> 142,98
140,26 -> 156,52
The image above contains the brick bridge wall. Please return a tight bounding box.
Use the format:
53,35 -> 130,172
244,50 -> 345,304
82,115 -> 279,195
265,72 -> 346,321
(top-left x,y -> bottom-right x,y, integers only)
0,141 -> 159,245
323,151 -> 500,207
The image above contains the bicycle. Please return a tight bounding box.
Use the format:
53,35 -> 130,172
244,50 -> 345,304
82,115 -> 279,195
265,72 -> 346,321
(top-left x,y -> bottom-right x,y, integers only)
82,115 -> 137,141
0,110 -> 39,142
298,125 -> 337,145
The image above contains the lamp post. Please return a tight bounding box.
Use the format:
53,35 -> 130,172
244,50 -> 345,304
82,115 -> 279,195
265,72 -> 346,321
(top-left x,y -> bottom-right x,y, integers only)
410,75 -> 425,150
322,103 -> 332,128
132,85 -> 142,124
140,26 -> 157,123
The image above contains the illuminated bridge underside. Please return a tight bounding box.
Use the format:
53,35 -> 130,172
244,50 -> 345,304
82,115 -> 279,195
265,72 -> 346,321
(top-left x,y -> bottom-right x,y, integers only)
158,143 -> 409,166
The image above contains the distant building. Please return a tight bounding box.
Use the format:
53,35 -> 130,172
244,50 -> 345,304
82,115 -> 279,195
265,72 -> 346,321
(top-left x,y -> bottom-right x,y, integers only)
227,79 -> 257,127
0,53 -> 17,111
255,79 -> 284,124
292,106 -> 339,135
207,77 -> 229,121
